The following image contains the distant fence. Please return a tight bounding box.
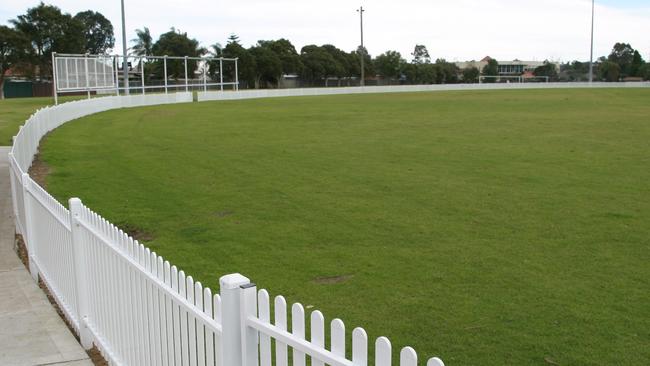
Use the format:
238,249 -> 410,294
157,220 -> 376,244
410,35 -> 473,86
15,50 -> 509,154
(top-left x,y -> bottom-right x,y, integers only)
3,80 -> 55,98
9,90 -> 448,366
197,81 -> 650,102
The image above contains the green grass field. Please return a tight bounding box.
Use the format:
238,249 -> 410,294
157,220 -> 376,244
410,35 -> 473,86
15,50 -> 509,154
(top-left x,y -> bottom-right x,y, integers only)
0,95 -> 84,145
36,89 -> 649,365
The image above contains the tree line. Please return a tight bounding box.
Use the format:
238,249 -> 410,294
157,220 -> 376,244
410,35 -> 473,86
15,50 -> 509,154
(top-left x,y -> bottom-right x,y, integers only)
2,3 -> 650,97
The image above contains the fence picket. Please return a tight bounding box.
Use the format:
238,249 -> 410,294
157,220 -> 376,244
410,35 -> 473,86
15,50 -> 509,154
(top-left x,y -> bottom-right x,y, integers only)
179,270 -> 190,366
427,358 -> 445,366
164,261 -> 175,366
195,281 -> 206,366
352,328 -> 368,366
274,296 -> 288,366
258,290 -> 272,366
151,252 -> 163,366
331,319 -> 345,358
172,266 -> 182,366
158,256 -> 169,366
399,347 -> 417,366
187,275 -> 198,366
375,337 -> 391,366
311,311 -> 325,366
204,287 -> 215,366
292,303 -> 306,366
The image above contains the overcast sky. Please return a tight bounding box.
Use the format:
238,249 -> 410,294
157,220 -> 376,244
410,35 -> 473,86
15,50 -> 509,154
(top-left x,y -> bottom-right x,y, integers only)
2,0 -> 649,62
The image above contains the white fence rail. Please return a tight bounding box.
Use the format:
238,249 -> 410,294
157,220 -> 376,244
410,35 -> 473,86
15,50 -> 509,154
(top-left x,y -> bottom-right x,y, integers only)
8,89 -> 451,366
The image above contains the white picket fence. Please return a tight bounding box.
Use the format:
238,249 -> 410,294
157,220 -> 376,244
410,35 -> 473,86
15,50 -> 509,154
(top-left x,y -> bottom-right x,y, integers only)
8,90 -> 446,366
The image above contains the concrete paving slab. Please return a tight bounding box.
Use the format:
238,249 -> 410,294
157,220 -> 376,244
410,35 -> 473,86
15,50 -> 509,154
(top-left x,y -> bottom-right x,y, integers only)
0,146 -> 93,366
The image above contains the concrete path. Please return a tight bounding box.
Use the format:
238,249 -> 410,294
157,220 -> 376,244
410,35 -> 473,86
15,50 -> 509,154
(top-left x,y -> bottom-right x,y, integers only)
0,147 -> 93,366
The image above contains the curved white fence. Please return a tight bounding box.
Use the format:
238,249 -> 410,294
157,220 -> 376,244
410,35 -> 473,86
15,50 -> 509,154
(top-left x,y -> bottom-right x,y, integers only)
7,87 -> 454,366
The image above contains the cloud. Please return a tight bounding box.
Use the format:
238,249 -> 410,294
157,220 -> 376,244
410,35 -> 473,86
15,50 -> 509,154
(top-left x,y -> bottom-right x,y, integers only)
2,0 -> 649,62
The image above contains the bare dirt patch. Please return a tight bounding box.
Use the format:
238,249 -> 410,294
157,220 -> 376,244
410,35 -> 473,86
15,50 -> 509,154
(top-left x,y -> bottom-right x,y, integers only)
15,234 -> 29,270
214,210 -> 234,218
121,224 -> 155,242
313,274 -> 354,284
28,151 -> 50,189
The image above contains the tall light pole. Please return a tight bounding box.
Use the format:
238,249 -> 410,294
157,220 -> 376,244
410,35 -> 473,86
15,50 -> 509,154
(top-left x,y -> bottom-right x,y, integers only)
121,0 -> 129,94
589,0 -> 595,83
357,6 -> 365,86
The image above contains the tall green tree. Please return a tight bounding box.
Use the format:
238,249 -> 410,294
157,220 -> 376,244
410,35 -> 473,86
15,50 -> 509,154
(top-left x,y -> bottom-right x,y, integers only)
0,26 -> 30,99
482,58 -> 499,83
435,59 -> 459,83
402,62 -> 419,84
351,46 -> 375,81
322,45 -> 349,85
418,63 -> 439,84
598,60 -> 620,82
218,35 -> 256,88
563,61 -> 589,81
629,50 -> 645,77
533,61 -> 558,80
411,44 -> 430,64
374,50 -> 403,81
299,45 -> 335,83
11,2 -> 85,79
73,10 -> 114,54
462,67 -> 480,83
249,44 -> 282,88
257,39 -> 302,76
608,42 -> 635,77
151,28 -> 206,79
131,27 -> 153,56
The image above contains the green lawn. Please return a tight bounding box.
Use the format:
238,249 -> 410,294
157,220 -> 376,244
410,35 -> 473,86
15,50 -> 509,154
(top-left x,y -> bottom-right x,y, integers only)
0,96 -> 84,145
38,89 -> 649,365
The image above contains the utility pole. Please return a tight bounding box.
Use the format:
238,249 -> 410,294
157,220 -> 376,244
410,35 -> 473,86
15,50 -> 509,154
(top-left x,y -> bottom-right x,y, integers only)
589,0 -> 595,83
357,6 -> 365,86
121,0 -> 129,94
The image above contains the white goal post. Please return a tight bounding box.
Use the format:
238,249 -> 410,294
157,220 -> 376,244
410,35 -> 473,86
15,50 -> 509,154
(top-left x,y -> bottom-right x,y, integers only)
479,75 -> 550,84
52,52 -> 239,104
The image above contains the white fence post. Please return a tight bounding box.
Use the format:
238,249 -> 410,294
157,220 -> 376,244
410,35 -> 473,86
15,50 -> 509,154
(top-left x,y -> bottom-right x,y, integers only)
220,273 -> 251,366
21,173 -> 38,281
69,197 -> 93,349
240,282 -> 259,366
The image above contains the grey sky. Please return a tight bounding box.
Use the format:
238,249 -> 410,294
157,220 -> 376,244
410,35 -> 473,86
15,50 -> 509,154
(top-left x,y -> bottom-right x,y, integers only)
2,0 -> 649,62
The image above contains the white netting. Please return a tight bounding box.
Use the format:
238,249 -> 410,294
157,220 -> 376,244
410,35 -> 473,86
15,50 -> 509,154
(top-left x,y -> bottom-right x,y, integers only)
55,56 -> 115,91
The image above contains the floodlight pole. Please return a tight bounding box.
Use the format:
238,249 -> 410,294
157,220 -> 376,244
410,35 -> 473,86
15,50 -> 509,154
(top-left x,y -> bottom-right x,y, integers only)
589,0 -> 595,83
357,6 -> 365,87
121,0 -> 129,94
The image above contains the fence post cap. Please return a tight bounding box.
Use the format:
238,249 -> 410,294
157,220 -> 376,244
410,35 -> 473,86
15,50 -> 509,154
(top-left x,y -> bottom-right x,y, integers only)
69,197 -> 82,206
219,273 -> 249,289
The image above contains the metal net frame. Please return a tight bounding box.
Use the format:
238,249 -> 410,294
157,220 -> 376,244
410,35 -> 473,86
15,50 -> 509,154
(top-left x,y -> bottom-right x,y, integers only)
52,53 -> 239,104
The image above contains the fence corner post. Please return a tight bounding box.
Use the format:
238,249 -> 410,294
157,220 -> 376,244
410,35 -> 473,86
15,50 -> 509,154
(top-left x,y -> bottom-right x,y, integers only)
21,173 -> 38,281
219,273 -> 251,366
69,197 -> 93,349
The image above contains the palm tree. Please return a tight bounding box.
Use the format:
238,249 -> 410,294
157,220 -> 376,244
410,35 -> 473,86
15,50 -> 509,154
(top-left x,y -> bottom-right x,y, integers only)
130,27 -> 152,57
